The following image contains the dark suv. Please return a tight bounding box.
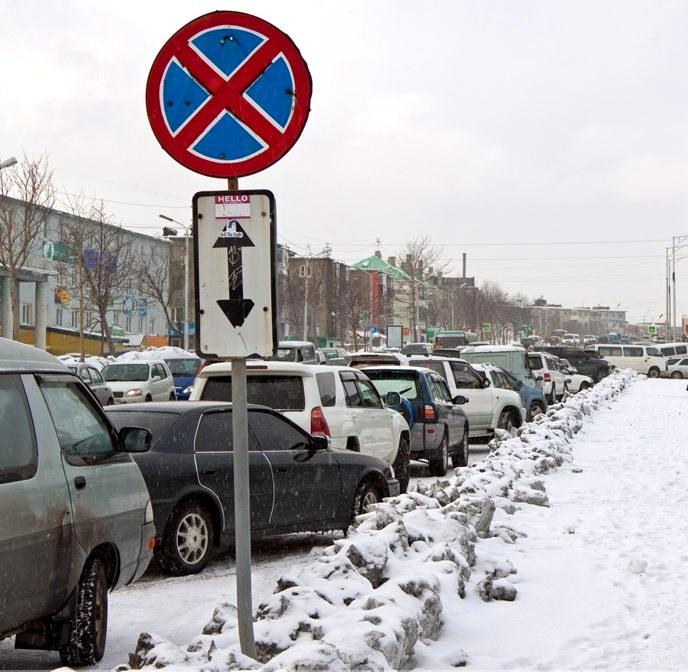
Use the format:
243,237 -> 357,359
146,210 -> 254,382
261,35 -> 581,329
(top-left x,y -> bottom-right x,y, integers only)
363,366 -> 469,477
533,345 -> 611,383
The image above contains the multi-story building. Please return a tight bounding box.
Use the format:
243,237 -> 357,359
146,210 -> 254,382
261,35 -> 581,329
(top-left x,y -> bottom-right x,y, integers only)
0,196 -> 172,354
529,301 -> 627,337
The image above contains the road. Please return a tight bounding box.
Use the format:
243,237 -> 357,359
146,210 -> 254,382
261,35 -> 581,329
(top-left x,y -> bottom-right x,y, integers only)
0,445 -> 490,670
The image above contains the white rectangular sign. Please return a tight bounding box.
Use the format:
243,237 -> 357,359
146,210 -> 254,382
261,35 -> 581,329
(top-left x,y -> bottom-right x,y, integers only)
387,324 -> 403,349
193,191 -> 276,359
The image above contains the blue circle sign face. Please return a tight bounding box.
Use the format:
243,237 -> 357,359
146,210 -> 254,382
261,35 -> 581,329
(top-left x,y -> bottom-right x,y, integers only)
146,11 -> 313,178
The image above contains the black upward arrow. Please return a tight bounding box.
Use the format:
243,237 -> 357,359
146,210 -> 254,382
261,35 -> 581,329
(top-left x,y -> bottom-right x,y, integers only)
213,221 -> 255,327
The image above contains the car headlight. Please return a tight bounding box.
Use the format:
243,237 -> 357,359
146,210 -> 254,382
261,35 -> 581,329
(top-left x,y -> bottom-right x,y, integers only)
144,499 -> 154,524
183,385 -> 193,395
126,388 -> 144,397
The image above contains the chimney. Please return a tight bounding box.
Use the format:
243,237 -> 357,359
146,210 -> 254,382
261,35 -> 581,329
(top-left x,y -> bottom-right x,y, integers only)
462,253 -> 467,279
387,256 -> 396,267
374,250 -> 382,258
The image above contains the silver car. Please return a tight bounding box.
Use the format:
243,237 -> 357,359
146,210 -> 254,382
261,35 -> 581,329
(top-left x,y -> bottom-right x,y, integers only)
68,361 -> 115,405
0,338 -> 155,667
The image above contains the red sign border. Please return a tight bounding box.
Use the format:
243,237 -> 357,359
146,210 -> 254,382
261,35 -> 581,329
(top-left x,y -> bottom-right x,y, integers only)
146,11 -> 312,178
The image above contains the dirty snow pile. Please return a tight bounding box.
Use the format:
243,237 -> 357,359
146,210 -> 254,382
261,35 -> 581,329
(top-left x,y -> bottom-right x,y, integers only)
116,346 -> 196,361
126,371 -> 634,671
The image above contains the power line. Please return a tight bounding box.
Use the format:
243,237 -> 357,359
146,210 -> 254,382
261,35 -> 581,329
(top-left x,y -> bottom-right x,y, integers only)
56,190 -> 190,209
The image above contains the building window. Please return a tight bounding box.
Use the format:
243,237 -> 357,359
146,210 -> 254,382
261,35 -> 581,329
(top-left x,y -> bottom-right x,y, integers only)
20,303 -> 33,326
149,318 -> 156,334
113,311 -> 120,326
125,315 -> 132,332
139,316 -> 145,333
71,310 -> 78,329
56,308 -> 63,327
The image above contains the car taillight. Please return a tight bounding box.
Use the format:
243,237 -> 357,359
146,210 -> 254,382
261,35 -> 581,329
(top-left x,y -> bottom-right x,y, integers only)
544,372 -> 551,382
310,406 -> 331,437
423,404 -> 436,421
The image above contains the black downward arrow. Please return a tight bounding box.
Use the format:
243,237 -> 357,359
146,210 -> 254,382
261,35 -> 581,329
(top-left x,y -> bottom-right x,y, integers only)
213,221 -> 255,327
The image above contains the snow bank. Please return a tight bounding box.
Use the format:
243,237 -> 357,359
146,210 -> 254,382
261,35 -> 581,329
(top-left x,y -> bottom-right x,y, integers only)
57,354 -> 112,370
116,346 -> 196,361
126,371 -> 634,671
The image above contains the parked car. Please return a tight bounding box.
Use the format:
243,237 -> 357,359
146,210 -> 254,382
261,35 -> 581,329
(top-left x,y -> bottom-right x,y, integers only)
666,357 -> 688,379
473,364 -> 547,421
587,344 -> 667,378
102,360 -> 176,403
401,342 -> 433,355
317,347 -> 348,366
583,335 -> 598,346
348,352 -> 408,368
461,345 -> 539,390
105,402 -> 399,575
406,355 -> 525,437
163,356 -> 201,400
189,361 -> 411,492
432,347 -> 465,358
558,358 -> 593,392
362,366 -> 469,476
657,342 -> 688,358
0,338 -> 154,666
527,351 -> 570,403
562,333 -> 582,346
67,361 -> 114,406
533,345 -> 611,383
270,341 -> 318,364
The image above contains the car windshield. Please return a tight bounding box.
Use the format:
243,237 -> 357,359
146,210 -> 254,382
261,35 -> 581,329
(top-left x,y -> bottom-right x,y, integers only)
274,347 -> 298,362
102,364 -> 149,382
527,354 -> 543,369
401,344 -> 429,354
364,371 -> 420,400
201,374 -> 306,410
164,358 -> 201,376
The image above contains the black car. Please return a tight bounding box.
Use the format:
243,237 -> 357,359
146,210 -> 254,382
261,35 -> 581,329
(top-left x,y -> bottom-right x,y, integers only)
105,402 -> 399,576
362,366 -> 469,477
533,345 -> 611,383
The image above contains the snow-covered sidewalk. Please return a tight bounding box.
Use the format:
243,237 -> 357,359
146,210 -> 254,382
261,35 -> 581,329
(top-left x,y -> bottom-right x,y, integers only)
418,377 -> 688,670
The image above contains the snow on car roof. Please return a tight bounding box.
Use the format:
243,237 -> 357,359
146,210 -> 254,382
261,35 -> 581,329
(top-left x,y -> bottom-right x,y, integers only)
116,347 -> 197,361
200,361 -> 352,376
461,344 -> 526,353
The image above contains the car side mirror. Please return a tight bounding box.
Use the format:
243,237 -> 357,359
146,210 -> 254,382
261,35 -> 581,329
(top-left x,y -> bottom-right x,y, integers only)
119,427 -> 152,453
565,378 -> 572,384
453,395 -> 469,405
310,435 -> 330,451
385,391 -> 402,406
482,378 -> 491,388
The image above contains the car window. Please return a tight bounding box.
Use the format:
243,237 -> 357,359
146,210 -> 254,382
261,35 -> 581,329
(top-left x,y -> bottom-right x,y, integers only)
165,358 -> 201,376
677,346 -> 688,355
356,379 -> 383,408
599,346 -> 622,357
39,380 -> 116,458
342,379 -> 363,407
275,347 -> 298,362
493,371 -> 509,389
89,367 -> 104,384
78,367 -> 93,384
196,411 -> 234,452
450,361 -> 482,389
647,347 -> 662,357
409,359 -> 447,380
623,347 -> 642,357
0,375 -> 37,484
106,410 -> 180,448
302,346 -> 316,361
201,375 -> 306,411
103,363 -> 150,382
679,358 -> 688,366
152,363 -> 163,378
365,372 -> 419,400
527,354 -> 544,369
316,372 -> 337,407
249,411 -> 310,451
431,376 -> 450,402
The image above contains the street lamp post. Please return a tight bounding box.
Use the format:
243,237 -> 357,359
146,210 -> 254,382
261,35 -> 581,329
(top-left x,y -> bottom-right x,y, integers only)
160,214 -> 190,351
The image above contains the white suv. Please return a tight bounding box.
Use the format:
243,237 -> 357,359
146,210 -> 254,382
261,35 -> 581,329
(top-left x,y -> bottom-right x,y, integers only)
190,362 -> 411,492
102,360 -> 176,403
406,355 -> 525,437
527,351 -> 569,403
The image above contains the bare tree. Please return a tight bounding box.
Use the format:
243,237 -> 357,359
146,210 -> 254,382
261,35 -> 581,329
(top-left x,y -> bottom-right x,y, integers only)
396,236 -> 448,341
60,196 -> 135,355
136,244 -> 178,339
339,269 -> 369,349
0,155 -> 55,339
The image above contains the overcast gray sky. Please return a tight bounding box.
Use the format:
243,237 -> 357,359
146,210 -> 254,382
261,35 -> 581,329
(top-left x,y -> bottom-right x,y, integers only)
2,0 -> 687,324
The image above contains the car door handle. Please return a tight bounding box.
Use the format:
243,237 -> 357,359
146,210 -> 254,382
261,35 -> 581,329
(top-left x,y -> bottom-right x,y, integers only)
74,476 -> 87,490
202,469 -> 216,475
274,466 -> 289,473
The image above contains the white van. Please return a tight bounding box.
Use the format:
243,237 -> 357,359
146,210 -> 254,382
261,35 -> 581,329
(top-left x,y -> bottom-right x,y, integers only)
588,344 -> 667,378
657,342 -> 688,358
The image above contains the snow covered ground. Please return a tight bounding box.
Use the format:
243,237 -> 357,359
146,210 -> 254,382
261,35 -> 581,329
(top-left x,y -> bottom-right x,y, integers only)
3,375 -> 687,671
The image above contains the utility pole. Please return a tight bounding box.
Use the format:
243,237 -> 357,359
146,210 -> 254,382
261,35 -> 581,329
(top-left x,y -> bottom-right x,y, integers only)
302,247 -> 311,341
673,236 -> 677,341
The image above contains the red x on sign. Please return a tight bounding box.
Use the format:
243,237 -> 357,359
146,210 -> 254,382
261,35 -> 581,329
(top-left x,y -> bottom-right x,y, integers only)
146,11 -> 312,178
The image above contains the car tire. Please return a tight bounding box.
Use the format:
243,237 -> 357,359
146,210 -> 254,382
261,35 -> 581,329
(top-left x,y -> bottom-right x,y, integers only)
648,367 -> 660,379
145,394 -> 152,402
105,397 -> 114,406
352,480 -> 382,518
59,557 -> 108,667
428,431 -> 449,477
451,424 -> 469,468
169,392 -> 176,400
156,501 -> 215,576
528,402 -> 545,421
671,371 -> 683,379
497,410 -> 514,433
579,382 -> 590,391
392,435 -> 410,494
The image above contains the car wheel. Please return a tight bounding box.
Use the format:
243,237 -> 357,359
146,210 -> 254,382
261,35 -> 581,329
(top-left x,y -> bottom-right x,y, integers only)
145,394 -> 152,402
156,501 -> 215,576
352,480 -> 382,518
579,382 -> 590,391
648,367 -> 660,379
59,557 -> 108,667
428,432 -> 448,477
392,435 -> 410,494
451,424 -> 469,468
169,392 -> 176,400
671,371 -> 683,379
497,410 -> 514,433
528,402 -> 545,421
105,397 -> 114,406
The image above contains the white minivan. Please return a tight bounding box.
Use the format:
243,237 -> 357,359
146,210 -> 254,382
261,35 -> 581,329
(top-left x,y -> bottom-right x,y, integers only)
588,344 -> 667,378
